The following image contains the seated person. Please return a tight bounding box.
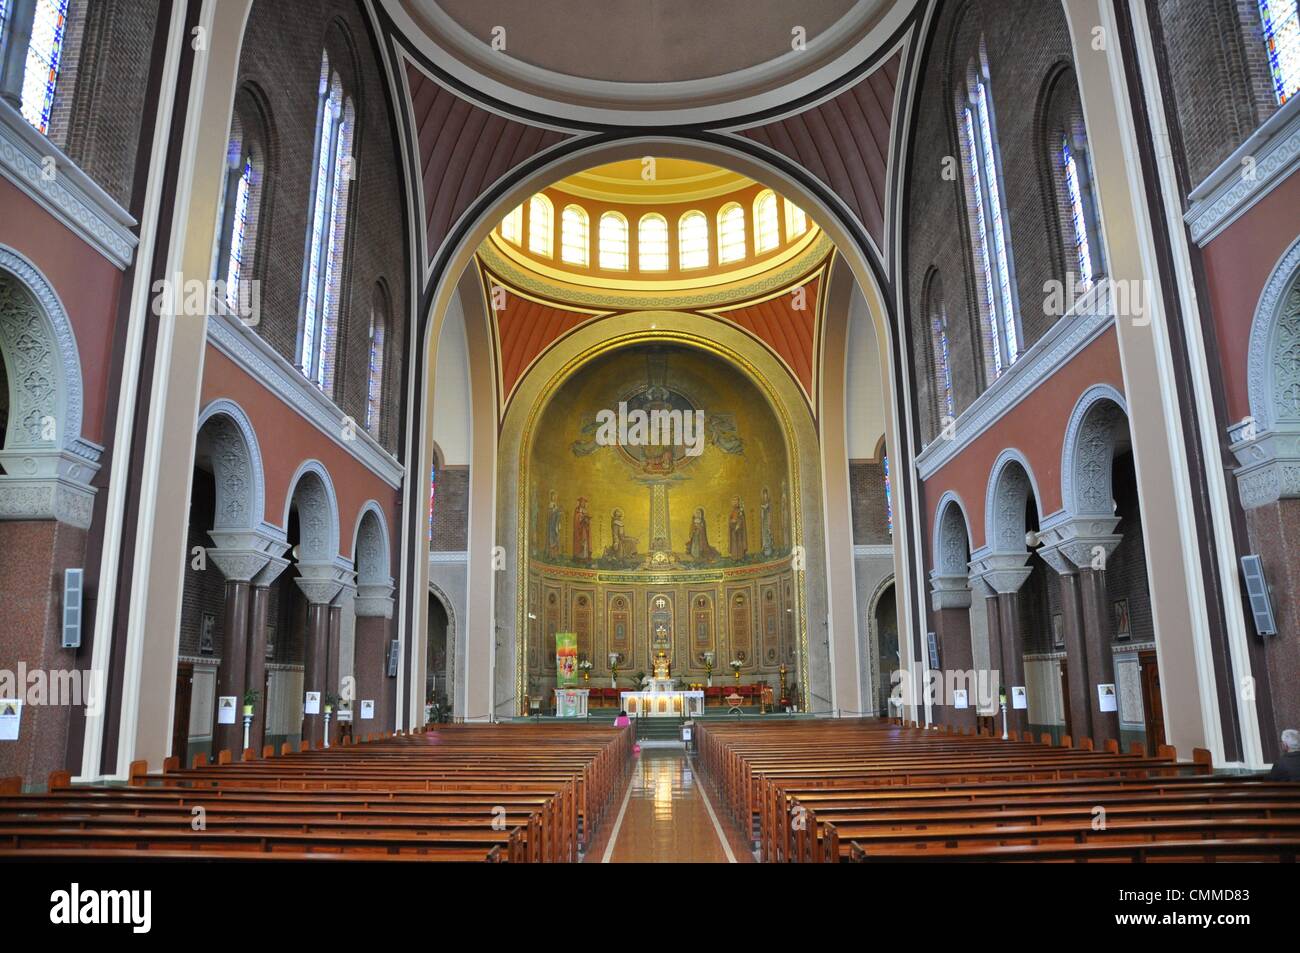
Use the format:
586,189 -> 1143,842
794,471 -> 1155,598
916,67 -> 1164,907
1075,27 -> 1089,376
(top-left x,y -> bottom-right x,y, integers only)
614,709 -> 631,728
1264,729 -> 1300,780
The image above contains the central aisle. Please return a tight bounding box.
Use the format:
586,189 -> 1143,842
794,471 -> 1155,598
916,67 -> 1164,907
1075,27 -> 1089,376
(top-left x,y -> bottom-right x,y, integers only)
588,747 -> 755,863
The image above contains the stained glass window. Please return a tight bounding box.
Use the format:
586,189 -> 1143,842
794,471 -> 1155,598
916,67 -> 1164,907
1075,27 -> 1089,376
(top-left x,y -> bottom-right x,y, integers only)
500,204 -> 523,244
784,199 -> 808,239
12,0 -> 69,135
560,204 -> 588,266
883,454 -> 893,535
678,211 -> 708,269
717,202 -> 746,264
1260,0 -> 1300,105
754,190 -> 779,253
1061,136 -> 1095,290
224,155 -> 252,312
528,194 -> 553,256
598,211 -> 628,270
365,304 -> 385,439
960,60 -> 1018,380
638,214 -> 669,271
931,309 -> 954,419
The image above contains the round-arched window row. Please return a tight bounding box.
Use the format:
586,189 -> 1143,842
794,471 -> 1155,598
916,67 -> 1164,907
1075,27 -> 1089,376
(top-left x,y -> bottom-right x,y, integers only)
496,189 -> 811,274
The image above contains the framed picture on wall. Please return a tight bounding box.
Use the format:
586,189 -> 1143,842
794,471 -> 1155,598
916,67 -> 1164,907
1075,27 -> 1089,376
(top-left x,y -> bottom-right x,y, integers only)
1113,599 -> 1131,640
1052,613 -> 1064,649
199,613 -> 216,654
265,624 -> 276,660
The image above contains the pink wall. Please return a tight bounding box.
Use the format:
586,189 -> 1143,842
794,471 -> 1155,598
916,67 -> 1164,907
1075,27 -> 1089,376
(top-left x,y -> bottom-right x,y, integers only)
201,346 -> 401,564
0,176 -> 123,445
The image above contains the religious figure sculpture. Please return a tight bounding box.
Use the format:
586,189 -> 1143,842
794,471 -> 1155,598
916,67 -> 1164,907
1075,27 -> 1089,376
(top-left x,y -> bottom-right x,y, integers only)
685,507 -> 718,561
760,486 -> 773,557
728,496 -> 748,559
573,497 -> 592,560
546,490 -> 563,558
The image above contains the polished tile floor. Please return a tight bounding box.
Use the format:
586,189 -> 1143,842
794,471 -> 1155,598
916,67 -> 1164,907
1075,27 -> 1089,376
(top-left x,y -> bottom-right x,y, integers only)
588,747 -> 755,863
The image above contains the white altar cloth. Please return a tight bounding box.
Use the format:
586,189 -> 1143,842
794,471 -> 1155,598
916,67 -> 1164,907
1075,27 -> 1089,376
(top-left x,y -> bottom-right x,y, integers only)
620,690 -> 704,718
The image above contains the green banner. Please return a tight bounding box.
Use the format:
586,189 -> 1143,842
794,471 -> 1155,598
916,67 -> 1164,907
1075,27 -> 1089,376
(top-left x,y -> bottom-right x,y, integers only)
555,632 -> 579,687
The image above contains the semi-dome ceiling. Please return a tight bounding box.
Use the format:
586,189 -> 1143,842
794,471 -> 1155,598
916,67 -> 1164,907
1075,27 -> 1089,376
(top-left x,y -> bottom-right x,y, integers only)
388,0 -> 905,122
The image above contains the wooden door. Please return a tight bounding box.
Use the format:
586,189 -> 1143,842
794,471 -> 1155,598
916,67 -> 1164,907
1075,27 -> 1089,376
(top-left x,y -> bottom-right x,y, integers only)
171,663 -> 193,763
1139,651 -> 1166,753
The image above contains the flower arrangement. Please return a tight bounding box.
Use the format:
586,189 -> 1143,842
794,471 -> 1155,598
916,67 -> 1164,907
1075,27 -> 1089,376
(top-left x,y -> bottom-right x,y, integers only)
729,659 -> 742,672
577,659 -> 594,672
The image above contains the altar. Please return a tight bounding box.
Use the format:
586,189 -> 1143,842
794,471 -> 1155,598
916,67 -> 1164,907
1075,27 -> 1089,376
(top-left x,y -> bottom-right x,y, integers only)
553,688 -> 589,718
620,690 -> 704,718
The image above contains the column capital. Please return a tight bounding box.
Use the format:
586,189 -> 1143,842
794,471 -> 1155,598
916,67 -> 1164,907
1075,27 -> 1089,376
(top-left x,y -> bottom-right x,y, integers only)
207,549 -> 270,583
355,581 -> 396,618
294,562 -> 350,605
252,554 -> 291,588
928,572 -> 973,611
969,551 -> 1032,595
1038,516 -> 1123,572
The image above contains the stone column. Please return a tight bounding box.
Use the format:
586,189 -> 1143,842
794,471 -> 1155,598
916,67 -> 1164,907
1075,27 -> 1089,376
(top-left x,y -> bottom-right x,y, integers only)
1037,541 -> 1092,743
325,595 -> 347,745
207,550 -> 270,757
245,555 -> 290,752
0,0 -> 37,111
929,573 -> 976,730
355,581 -> 396,736
296,571 -> 344,747
1050,526 -> 1123,747
977,555 -> 1033,736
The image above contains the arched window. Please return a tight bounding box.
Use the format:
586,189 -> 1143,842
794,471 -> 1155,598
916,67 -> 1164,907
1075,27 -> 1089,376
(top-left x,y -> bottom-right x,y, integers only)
4,0 -> 70,134
300,52 -> 356,396
561,204 -> 589,266
427,462 -> 438,544
365,285 -> 388,439
638,214 -> 669,271
1060,134 -> 1096,290
959,47 -> 1018,379
717,202 -> 746,264
598,211 -> 629,270
754,190 -> 779,253
930,303 -> 954,422
500,204 -> 523,244
784,199 -> 808,239
678,211 -> 709,269
883,453 -> 893,535
1260,0 -> 1300,104
528,194 -> 553,256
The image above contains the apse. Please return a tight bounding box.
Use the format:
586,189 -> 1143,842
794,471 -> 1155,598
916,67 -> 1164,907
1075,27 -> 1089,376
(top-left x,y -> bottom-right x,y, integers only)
522,343 -> 799,699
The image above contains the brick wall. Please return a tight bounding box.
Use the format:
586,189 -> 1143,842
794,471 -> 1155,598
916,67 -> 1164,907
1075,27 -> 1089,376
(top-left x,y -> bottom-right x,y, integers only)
1150,0 -> 1278,191
849,459 -> 891,544
430,465 -> 469,552
51,0 -> 161,208
905,0 -> 1092,445
232,0 -> 408,454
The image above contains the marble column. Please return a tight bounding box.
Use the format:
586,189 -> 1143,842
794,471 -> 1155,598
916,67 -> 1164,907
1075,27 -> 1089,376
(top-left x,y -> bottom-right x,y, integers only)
296,571 -> 344,747
977,555 -> 1033,736
207,550 -> 270,757
355,581 -> 396,736
1037,542 -> 1092,743
325,595 -> 347,745
245,555 -> 290,752
0,0 -> 37,111
929,573 -> 977,730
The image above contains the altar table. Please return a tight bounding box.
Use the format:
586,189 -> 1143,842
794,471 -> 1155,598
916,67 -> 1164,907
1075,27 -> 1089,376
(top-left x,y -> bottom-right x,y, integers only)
620,690 -> 704,718
554,688 -> 589,718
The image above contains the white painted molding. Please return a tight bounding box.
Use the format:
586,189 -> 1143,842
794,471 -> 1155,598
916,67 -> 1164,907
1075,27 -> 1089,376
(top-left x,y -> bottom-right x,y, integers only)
1185,96 -> 1300,247
916,283 -> 1115,480
428,549 -> 468,563
852,543 -> 894,558
0,99 -> 138,269
207,310 -> 404,488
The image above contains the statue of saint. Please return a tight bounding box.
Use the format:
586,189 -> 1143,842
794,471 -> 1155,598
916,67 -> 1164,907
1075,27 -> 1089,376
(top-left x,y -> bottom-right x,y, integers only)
607,507 -> 638,560
728,496 -> 748,559
572,497 -> 592,561
685,507 -> 718,561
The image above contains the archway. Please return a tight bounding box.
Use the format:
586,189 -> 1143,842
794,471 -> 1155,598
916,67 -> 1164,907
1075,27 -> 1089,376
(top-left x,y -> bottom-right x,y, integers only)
930,493 -> 978,729
870,581 -> 898,717
401,140 -> 918,731
353,503 -> 395,736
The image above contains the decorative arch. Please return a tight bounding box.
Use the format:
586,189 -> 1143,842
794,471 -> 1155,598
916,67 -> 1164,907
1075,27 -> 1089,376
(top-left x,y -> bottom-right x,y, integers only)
351,500 -> 392,584
427,579 -> 458,709
932,490 -> 973,576
984,448 -> 1042,554
283,460 -> 341,563
0,245 -> 99,528
1061,383 -> 1129,519
196,398 -> 266,533
1246,236 -> 1300,433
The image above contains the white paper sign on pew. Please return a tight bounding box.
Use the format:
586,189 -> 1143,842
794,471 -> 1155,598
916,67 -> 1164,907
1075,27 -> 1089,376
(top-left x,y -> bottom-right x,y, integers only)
1097,683 -> 1118,712
217,696 -> 237,724
304,691 -> 321,715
